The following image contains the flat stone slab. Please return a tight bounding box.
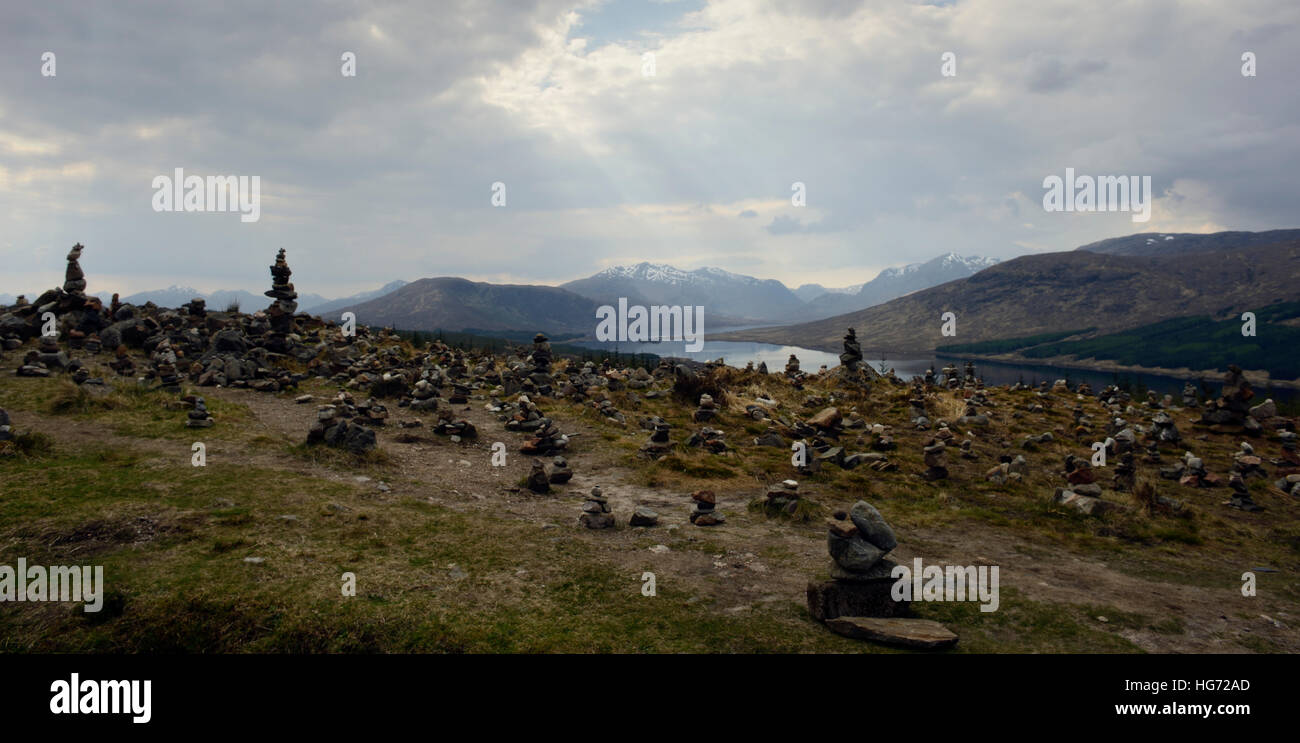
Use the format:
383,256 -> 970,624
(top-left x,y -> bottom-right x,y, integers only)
825,616 -> 959,650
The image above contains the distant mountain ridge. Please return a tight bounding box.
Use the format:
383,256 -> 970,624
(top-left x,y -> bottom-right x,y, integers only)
338,277 -> 600,334
562,262 -> 809,325
719,230 -> 1300,363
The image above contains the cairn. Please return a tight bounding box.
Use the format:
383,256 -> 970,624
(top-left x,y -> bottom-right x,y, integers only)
307,404 -> 377,454
689,490 -> 724,525
921,438 -> 948,480
263,248 -> 299,349
548,456 -> 573,484
692,393 -> 718,422
686,426 -> 728,454
151,338 -> 181,389
183,395 -> 213,428
524,460 -> 550,494
640,417 -> 674,458
763,479 -> 802,515
784,354 -> 801,378
1113,453 -> 1136,492
579,486 -> 614,528
1226,472 -> 1263,512
1198,365 -> 1255,428
838,327 -> 862,371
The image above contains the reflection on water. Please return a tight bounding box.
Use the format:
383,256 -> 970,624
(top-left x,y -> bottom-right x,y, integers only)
572,339 -> 1296,401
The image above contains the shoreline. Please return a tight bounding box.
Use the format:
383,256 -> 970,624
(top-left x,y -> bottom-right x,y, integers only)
933,352 -> 1300,391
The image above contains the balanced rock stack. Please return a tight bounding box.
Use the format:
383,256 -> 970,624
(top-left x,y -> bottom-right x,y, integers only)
838,327 -> 862,371
62,243 -> 89,308
579,486 -> 614,528
528,333 -> 553,395
640,417 -> 674,458
921,438 -> 948,481
784,354 -> 801,378
806,501 -> 957,649
688,489 -> 724,525
183,395 -> 213,428
1198,365 -> 1255,428
151,338 -> 182,389
692,393 -> 718,422
763,479 -> 802,515
0,408 -> 12,444
548,456 -> 573,484
263,249 -> 298,351
1113,453 -> 1137,492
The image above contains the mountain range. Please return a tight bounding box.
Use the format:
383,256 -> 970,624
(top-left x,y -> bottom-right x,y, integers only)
337,254 -> 999,334
718,231 -> 1300,358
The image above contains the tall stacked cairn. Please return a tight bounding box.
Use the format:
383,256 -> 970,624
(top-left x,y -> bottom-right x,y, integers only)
263,248 -> 298,352
807,500 -> 958,649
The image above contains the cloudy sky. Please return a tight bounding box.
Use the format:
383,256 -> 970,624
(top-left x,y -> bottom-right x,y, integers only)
2,0 -> 1297,300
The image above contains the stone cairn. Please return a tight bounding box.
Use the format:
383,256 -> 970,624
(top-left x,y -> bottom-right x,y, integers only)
763,479 -> 803,515
548,456 -> 573,484
0,408 -> 12,444
527,333 -> 553,396
921,437 -> 948,480
692,393 -> 718,422
307,403 -> 377,454
689,489 -> 724,525
182,394 -> 213,428
838,327 -> 862,371
639,417 -> 673,458
263,248 -> 298,351
784,354 -> 801,378
579,485 -> 614,528
526,459 -> 550,494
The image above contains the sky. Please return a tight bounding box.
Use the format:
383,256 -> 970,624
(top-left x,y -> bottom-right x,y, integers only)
1,0 -> 1297,299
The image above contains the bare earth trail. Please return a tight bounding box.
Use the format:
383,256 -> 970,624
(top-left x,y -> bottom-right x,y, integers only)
193,386 -> 1297,653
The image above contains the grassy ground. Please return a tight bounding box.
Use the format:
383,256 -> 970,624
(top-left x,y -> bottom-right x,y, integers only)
2,349 -> 1297,653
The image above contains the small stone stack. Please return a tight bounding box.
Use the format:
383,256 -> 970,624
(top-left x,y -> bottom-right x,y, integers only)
526,460 -> 550,493
764,479 -> 802,515
640,417 -> 674,457
579,486 -> 614,528
1113,453 -> 1136,492
183,394 -> 213,428
922,438 -> 948,480
528,333 -> 553,395
1152,412 -> 1180,443
1226,473 -> 1263,512
548,456 -> 573,484
152,338 -> 181,389
689,489 -> 724,525
692,393 -> 718,422
1199,365 -> 1255,427
784,354 -> 801,378
685,426 -> 727,454
0,408 -> 12,443
1182,381 -> 1199,407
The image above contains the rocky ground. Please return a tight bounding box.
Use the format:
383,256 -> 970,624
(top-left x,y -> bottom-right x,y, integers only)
1,245 -> 1297,653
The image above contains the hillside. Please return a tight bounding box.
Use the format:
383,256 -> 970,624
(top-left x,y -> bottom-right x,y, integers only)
719,237 -> 1300,356
339,277 -> 599,334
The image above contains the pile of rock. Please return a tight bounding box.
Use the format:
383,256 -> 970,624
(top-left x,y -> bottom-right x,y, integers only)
262,248 -> 299,352
806,501 -> 956,649
1151,412 -> 1180,443
921,438 -> 948,481
692,393 -> 718,422
182,395 -> 213,428
1113,453 -> 1136,492
307,404 -> 377,454
526,459 -> 550,493
762,479 -> 803,515
689,490 -> 724,525
0,408 -> 12,444
985,454 -> 1029,485
838,327 -> 862,371
579,486 -> 614,528
548,456 -> 573,484
685,426 -> 728,454
1198,365 -> 1257,429
639,417 -> 674,458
